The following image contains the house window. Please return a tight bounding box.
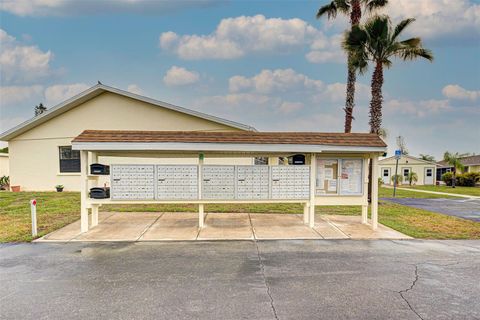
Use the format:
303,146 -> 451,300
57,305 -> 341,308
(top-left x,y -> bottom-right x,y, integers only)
59,146 -> 80,173
254,157 -> 268,165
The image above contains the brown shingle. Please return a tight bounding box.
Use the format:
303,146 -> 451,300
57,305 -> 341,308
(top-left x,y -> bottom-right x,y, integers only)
72,130 -> 387,147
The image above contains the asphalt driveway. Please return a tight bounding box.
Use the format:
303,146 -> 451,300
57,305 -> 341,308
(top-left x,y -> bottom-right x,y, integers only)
1,240 -> 479,319
383,197 -> 480,222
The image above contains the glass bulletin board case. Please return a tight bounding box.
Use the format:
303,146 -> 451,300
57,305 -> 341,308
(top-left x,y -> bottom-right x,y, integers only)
316,158 -> 363,196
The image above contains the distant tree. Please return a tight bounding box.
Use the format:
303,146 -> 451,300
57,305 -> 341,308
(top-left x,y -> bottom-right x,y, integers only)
443,151 -> 468,188
419,154 -> 435,162
407,172 -> 418,186
34,103 -> 47,116
396,136 -> 409,155
0,147 -> 8,153
317,0 -> 388,133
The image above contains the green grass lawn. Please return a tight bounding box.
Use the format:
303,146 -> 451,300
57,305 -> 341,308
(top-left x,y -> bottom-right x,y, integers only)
379,186 -> 461,199
1,190 -> 479,242
400,185 -> 480,197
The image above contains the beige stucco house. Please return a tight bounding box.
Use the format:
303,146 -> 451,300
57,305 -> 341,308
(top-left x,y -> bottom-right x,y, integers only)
436,155 -> 480,181
0,84 -> 255,191
378,155 -> 437,185
0,153 -> 8,177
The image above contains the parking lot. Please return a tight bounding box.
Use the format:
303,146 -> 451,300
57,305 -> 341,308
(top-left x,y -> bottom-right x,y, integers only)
1,240 -> 479,319
384,198 -> 480,222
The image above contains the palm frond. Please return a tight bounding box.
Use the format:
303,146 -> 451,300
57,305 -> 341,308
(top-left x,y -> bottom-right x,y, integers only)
317,2 -> 338,19
400,37 -> 421,47
392,18 -> 415,41
364,0 -> 388,13
397,47 -> 434,61
334,0 -> 351,14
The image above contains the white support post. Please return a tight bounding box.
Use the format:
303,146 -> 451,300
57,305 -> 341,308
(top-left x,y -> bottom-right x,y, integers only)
361,205 -> 368,224
371,155 -> 379,230
80,150 -> 89,233
199,204 -> 204,228
362,157 -> 369,224
198,153 -> 204,228
91,204 -> 99,227
308,153 -> 316,228
303,202 -> 309,224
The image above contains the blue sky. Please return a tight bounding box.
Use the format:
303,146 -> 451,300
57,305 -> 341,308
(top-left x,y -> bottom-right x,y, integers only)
0,0 -> 479,159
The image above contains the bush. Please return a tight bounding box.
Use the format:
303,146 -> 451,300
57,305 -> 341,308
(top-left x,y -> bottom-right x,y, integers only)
391,174 -> 403,185
0,175 -> 9,190
442,172 -> 480,187
457,172 -> 480,187
442,172 -> 454,186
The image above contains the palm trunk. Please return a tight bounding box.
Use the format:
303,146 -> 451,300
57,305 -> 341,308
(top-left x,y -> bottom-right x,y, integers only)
344,61 -> 356,133
343,0 -> 362,134
369,60 -> 384,134
368,60 -> 384,201
452,168 -> 456,188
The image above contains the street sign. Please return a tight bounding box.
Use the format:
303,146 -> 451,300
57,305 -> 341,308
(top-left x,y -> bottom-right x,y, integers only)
395,150 -> 402,159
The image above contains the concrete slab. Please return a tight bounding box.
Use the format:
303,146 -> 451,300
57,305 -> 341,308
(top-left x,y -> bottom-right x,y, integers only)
323,215 -> 412,239
313,217 -> 349,239
73,212 -> 162,241
198,213 -> 253,240
40,212 -> 115,241
250,213 -> 322,240
140,212 -> 199,241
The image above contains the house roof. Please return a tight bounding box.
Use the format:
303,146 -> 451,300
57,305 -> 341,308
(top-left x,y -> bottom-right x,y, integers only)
0,83 -> 256,141
379,154 -> 437,165
437,155 -> 480,167
72,130 -> 387,153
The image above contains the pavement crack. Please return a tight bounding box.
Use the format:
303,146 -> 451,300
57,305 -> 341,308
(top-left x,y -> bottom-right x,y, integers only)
254,240 -> 279,320
399,264 -> 423,320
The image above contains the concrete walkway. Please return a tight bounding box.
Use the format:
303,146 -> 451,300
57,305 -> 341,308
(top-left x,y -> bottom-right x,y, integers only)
37,212 -> 410,242
384,185 -> 479,199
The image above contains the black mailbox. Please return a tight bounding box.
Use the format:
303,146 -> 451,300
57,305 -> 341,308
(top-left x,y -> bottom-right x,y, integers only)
89,187 -> 110,199
292,154 -> 306,165
90,163 -> 110,175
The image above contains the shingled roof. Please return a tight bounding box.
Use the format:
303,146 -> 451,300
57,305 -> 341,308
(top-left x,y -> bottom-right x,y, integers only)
437,155 -> 480,167
73,130 -> 387,147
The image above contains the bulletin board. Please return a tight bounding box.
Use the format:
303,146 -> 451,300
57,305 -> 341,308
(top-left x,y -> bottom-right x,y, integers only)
339,159 -> 363,195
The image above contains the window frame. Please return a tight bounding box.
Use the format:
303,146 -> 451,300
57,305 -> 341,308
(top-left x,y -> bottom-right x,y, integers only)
58,146 -> 81,173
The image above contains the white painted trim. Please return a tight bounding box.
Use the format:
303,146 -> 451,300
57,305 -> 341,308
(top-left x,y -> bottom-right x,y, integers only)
0,83 -> 255,140
72,141 -> 386,153
379,154 -> 437,166
57,172 -> 81,176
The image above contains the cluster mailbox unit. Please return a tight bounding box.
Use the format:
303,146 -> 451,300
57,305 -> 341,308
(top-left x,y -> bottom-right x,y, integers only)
73,130 -> 386,234
106,164 -> 310,201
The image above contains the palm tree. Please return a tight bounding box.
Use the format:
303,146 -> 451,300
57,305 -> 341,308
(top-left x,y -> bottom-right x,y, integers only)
316,0 -> 388,133
443,152 -> 467,188
407,172 -> 418,186
343,15 -> 433,134
419,154 -> 435,162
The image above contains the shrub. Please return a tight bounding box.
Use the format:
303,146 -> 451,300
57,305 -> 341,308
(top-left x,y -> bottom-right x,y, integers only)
442,172 -> 454,186
457,172 -> 480,187
0,175 -> 9,190
391,174 -> 403,185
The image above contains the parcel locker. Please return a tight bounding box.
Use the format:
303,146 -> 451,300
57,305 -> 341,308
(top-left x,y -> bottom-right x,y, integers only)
156,165 -> 198,200
202,166 -> 235,199
111,165 -> 155,200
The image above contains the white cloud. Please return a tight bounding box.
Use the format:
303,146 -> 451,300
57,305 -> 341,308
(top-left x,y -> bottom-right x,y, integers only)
278,101 -> 303,114
44,83 -> 89,106
0,85 -> 43,106
305,34 -> 345,64
385,99 -> 451,117
163,66 -> 200,86
382,0 -> 480,41
229,68 -> 323,94
159,14 -> 343,63
0,0 -> 219,16
314,82 -> 371,103
0,29 -> 53,84
127,84 -> 144,95
442,84 -> 480,101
